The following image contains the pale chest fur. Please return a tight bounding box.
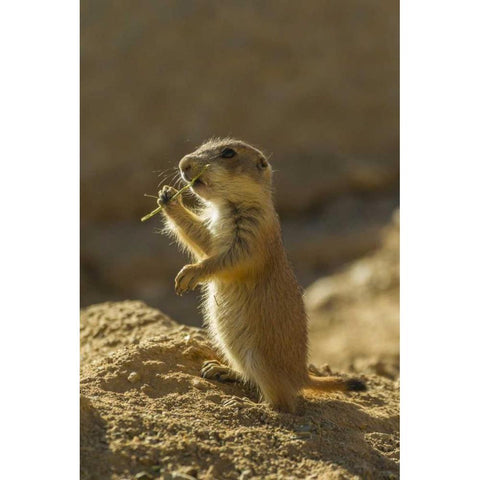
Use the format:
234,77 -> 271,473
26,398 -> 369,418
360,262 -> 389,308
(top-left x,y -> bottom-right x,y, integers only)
203,204 -> 237,250
203,280 -> 258,374
199,201 -> 292,375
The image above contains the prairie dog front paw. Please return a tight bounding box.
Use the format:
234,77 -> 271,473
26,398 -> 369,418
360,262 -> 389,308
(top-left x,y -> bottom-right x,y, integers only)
158,185 -> 182,207
175,264 -> 203,295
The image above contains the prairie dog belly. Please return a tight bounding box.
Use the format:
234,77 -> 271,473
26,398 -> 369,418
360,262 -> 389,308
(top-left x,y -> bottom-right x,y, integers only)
203,280 -> 260,377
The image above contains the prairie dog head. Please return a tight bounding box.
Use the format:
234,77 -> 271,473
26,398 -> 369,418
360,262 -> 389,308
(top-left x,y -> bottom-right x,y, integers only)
178,138 -> 272,204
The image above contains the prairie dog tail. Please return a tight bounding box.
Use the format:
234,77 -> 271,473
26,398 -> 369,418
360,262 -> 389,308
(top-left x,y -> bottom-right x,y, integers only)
305,374 -> 367,393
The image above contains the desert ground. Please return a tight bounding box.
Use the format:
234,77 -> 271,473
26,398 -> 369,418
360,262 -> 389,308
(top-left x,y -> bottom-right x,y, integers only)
80,213 -> 399,480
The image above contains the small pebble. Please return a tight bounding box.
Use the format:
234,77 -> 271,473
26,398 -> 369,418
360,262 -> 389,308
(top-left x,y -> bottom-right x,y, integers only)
239,469 -> 253,480
191,378 -> 207,390
205,394 -> 222,404
134,472 -> 152,480
128,371 -> 141,383
140,384 -> 154,395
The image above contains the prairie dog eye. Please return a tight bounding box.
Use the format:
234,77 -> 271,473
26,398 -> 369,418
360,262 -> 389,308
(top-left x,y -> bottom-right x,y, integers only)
220,148 -> 236,158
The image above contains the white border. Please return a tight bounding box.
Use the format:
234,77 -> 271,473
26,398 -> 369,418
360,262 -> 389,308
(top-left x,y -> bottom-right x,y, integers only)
401,0 -> 480,477
0,1 -> 79,478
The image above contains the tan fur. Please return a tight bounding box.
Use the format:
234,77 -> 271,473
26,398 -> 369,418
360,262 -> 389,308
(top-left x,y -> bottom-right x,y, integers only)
158,138 -> 365,413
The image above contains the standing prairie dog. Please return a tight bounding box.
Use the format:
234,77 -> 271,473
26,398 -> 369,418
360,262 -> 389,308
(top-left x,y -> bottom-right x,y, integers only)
158,138 -> 366,413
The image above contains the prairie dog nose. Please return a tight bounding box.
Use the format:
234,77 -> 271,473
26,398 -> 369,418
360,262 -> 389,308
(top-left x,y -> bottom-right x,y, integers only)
179,156 -> 191,172
179,156 -> 195,179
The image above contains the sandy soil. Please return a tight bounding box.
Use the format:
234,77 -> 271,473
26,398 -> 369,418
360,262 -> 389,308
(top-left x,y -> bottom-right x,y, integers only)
81,301 -> 399,480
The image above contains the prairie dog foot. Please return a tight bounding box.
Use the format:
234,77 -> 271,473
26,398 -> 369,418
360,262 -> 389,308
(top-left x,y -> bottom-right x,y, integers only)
222,396 -> 258,408
201,360 -> 241,383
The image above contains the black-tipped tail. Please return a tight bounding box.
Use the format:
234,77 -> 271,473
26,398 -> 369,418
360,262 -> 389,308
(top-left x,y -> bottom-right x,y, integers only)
306,374 -> 368,394
345,378 -> 367,392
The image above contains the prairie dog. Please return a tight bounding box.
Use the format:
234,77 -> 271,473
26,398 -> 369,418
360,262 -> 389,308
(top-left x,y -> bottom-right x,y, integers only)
158,138 -> 365,413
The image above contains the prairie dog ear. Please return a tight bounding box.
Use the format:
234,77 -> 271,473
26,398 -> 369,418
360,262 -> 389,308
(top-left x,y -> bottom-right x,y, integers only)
257,155 -> 269,170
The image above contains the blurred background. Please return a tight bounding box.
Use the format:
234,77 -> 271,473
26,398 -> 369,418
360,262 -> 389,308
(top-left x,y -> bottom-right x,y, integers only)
81,0 -> 398,371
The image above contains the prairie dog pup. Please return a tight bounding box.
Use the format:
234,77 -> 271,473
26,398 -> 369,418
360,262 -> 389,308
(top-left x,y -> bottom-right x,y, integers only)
159,138 -> 365,413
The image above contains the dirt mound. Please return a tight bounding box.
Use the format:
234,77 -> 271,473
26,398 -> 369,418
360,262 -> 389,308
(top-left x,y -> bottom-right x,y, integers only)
306,210 -> 399,378
81,301 -> 399,480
